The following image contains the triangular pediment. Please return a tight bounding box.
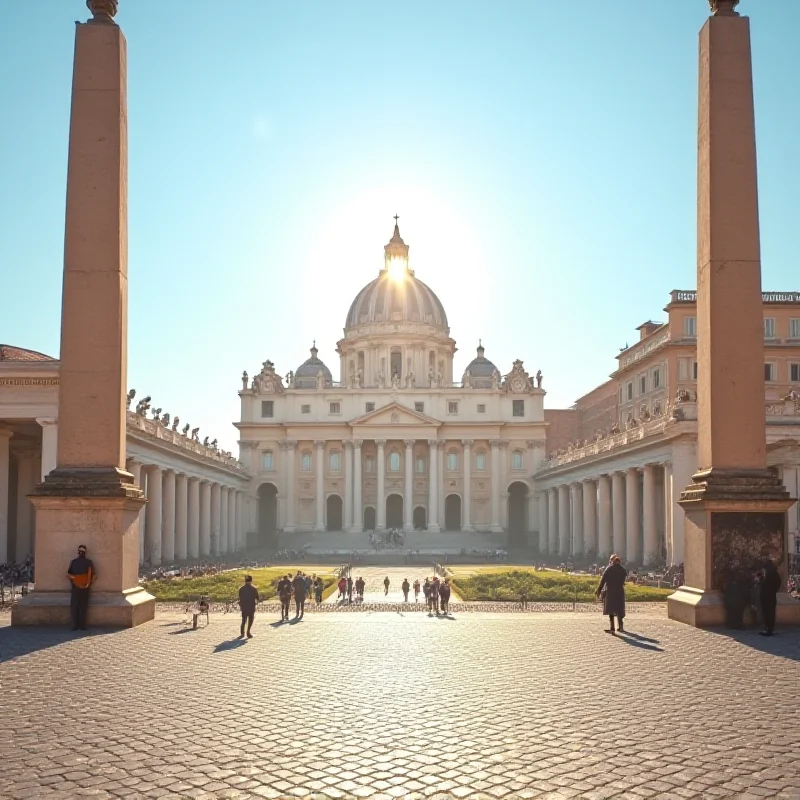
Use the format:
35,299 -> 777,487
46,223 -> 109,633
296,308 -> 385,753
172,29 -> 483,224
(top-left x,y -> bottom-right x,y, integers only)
349,401 -> 441,428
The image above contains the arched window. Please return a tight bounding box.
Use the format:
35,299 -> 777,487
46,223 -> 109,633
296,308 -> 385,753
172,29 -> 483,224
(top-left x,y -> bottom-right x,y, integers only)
415,456 -> 426,474
365,456 -> 375,474
447,450 -> 459,471
388,451 -> 401,472
476,451 -> 486,471
329,451 -> 341,472
301,451 -> 312,472
262,451 -> 273,471
512,450 -> 524,470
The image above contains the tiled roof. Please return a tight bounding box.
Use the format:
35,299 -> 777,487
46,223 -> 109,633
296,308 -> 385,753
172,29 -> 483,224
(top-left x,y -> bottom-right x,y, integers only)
0,344 -> 57,362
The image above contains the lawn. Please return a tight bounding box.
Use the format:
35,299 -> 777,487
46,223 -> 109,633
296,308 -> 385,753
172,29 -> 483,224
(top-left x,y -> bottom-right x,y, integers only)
448,568 -> 672,603
142,567 -> 337,603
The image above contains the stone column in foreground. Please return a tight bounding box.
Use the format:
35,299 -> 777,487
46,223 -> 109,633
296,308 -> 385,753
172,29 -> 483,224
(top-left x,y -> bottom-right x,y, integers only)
13,0 -> 155,626
668,0 -> 797,627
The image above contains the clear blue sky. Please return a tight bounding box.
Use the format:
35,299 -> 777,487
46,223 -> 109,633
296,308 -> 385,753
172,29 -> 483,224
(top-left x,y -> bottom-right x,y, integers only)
2,1 -> 798,451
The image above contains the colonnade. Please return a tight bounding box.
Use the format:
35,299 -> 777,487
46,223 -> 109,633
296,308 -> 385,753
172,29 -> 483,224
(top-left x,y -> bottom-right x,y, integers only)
127,459 -> 250,566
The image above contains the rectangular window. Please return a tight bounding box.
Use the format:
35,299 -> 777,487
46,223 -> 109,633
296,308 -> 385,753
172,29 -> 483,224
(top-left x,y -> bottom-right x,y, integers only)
764,317 -> 776,339
791,364 -> 800,383
765,363 -> 775,382
301,453 -> 312,472
693,361 -> 698,380
448,401 -> 459,415
261,400 -> 274,418
791,318 -> 800,339
262,451 -> 273,471
476,452 -> 486,471
329,402 -> 340,415
329,452 -> 341,472
639,375 -> 646,395
365,402 -> 375,412
626,382 -> 633,401
512,451 -> 524,470
446,452 -> 459,471
301,404 -> 311,414
415,402 -> 425,413
684,316 -> 697,338
512,400 -> 524,417
477,404 -> 486,413
653,368 -> 660,389
365,457 -> 375,474
415,456 -> 426,474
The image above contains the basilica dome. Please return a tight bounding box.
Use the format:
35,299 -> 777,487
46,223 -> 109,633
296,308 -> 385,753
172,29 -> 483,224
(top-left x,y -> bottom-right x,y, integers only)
344,223 -> 448,332
294,343 -> 333,389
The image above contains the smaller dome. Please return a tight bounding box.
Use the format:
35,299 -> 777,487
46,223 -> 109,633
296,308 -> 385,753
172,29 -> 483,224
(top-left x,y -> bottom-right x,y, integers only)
295,343 -> 333,389
462,342 -> 498,386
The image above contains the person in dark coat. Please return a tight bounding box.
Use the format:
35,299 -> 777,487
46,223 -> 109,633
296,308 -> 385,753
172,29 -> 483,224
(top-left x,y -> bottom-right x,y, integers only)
759,559 -> 782,637
401,578 -> 410,602
596,555 -> 627,634
439,579 -> 452,614
277,574 -> 292,621
238,575 -> 260,638
67,545 -> 95,631
292,572 -> 308,619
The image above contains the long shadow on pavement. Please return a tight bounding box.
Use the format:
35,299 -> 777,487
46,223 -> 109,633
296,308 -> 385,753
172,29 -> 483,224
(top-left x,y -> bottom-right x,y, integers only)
213,638 -> 248,653
704,627 -> 800,661
616,632 -> 665,652
0,626 -> 119,662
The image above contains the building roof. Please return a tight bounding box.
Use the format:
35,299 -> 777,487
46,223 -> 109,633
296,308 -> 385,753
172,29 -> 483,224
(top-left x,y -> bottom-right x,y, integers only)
0,344 -> 57,362
294,343 -> 333,387
462,342 -> 498,379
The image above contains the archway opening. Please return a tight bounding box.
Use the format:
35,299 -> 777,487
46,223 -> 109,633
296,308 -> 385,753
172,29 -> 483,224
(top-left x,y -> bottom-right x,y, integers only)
508,482 -> 528,547
444,494 -> 461,531
363,506 -> 376,531
386,494 -> 403,529
258,483 -> 278,547
326,495 -> 343,531
413,506 -> 427,531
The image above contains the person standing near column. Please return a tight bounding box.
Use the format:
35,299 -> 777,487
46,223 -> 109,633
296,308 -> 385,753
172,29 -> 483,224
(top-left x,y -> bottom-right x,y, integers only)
595,554 -> 627,635
238,574 -> 260,639
67,544 -> 95,631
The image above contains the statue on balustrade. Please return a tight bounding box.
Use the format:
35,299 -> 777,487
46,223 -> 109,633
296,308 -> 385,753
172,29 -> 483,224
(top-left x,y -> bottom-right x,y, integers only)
171,416 -> 180,431
203,436 -> 210,447
640,403 -> 650,422
491,369 -> 500,390
182,423 -> 190,436
652,399 -> 662,417
536,370 -> 543,388
316,370 -> 325,390
378,369 -> 386,388
160,413 -> 170,427
675,388 -> 691,403
241,371 -> 248,391
626,411 -> 638,429
356,367 -> 363,389
191,427 -> 200,441
391,372 -> 400,389
428,368 -> 435,388
151,407 -> 162,420
286,370 -> 295,389
126,389 -> 136,410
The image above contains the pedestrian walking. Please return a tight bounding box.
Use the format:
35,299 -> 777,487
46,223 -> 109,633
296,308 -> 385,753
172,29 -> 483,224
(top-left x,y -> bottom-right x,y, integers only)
337,576 -> 347,600
314,577 -> 324,604
277,574 -> 292,621
355,576 -> 365,600
413,579 -> 421,602
67,544 -> 95,631
439,579 -> 452,614
401,578 -> 410,602
347,575 -> 354,603
760,559 -> 782,636
238,575 -> 260,638
423,577 -> 432,612
383,576 -> 390,596
596,555 -> 627,634
431,576 -> 440,614
292,572 -> 308,619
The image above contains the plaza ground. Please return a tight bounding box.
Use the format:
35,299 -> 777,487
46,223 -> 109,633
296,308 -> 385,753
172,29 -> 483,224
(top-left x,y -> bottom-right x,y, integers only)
1,608 -> 799,799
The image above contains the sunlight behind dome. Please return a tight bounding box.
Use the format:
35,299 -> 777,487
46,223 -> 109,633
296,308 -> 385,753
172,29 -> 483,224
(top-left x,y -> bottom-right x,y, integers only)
387,255 -> 407,281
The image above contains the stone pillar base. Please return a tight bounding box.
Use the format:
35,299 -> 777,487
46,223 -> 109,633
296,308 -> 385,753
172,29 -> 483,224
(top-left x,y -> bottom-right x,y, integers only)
668,586 -> 800,628
283,525 -> 295,534
461,525 -> 474,533
12,586 -> 155,628
403,523 -> 413,534
427,523 -> 441,534
489,524 -> 503,534
313,525 -> 326,533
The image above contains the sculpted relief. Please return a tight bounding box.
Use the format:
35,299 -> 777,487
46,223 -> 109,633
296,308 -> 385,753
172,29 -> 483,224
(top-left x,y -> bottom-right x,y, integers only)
251,360 -> 285,395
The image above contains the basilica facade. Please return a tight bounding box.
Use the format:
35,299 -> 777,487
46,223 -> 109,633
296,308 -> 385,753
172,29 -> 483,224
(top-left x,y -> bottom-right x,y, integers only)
236,223 -> 547,542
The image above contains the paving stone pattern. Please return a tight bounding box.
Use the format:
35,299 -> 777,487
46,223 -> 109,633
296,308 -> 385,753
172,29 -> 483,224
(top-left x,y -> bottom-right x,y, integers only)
1,612 -> 799,800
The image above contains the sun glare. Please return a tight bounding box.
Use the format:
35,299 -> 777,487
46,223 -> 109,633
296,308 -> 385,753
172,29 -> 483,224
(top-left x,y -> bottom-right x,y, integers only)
388,256 -> 407,282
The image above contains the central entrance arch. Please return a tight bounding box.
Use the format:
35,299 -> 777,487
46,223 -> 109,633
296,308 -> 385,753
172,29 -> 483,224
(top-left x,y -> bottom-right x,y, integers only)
413,506 -> 427,530
386,494 -> 403,528
258,483 -> 278,546
444,494 -> 461,531
507,481 -> 529,547
326,494 -> 343,531
364,506 -> 376,531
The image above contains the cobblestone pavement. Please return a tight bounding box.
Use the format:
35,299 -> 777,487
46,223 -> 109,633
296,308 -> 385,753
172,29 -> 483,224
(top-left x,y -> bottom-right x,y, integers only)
1,612 -> 799,800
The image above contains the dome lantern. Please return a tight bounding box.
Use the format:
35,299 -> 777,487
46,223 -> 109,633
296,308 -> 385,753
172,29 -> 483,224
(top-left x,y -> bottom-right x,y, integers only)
384,214 -> 410,279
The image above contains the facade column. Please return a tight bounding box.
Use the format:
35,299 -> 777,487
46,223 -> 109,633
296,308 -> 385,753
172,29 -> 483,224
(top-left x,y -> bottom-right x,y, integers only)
352,440 -> 363,532
314,440 -> 326,532
403,439 -> 414,532
598,475 -> 612,560
462,440 -> 473,532
611,471 -> 626,559
200,481 -> 211,556
547,488 -> 558,554
161,469 -> 176,563
284,441 -> 296,533
0,430 -> 11,564
489,440 -> 503,533
36,418 -> 58,481
625,468 -> 641,565
220,486 -> 229,554
14,452 -> 38,560
144,465 -> 163,565
127,459 -> 145,564
235,491 -> 244,550
663,462 -> 674,566
175,473 -> 188,560
188,478 -> 201,559
427,440 -> 441,533
343,440 -> 354,531
570,482 -> 583,558
582,479 -> 597,557
642,465 -> 658,566
211,483 -> 221,555
558,484 -> 570,557
537,492 -> 548,553
226,488 -> 235,553
376,440 -> 387,530
438,440 -> 445,530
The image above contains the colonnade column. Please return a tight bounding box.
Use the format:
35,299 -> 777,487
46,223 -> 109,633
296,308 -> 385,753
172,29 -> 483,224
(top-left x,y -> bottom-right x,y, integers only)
538,492 -> 548,553
490,440 -> 502,533
314,441 -> 325,532
0,429 -> 11,563
570,483 -> 583,557
211,483 -> 221,555
37,417 -> 58,481
175,473 -> 188,560
582,480 -> 597,557
343,441 -> 354,531
427,440 -> 441,533
15,453 -> 38,560
611,472 -> 626,558
352,440 -> 363,532
547,488 -> 558,553
284,441 -> 296,533
376,439 -> 386,530
462,440 -> 473,532
220,487 -> 229,554
236,491 -> 244,550
144,465 -> 163,565
663,462 -> 674,566
558,484 -> 570,557
403,440 -> 414,533
162,469 -> 176,563
227,488 -> 236,553
200,481 -> 211,556
598,475 -> 612,560
642,465 -> 657,566
127,459 -> 145,564
188,478 -> 200,558
625,468 -> 640,564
